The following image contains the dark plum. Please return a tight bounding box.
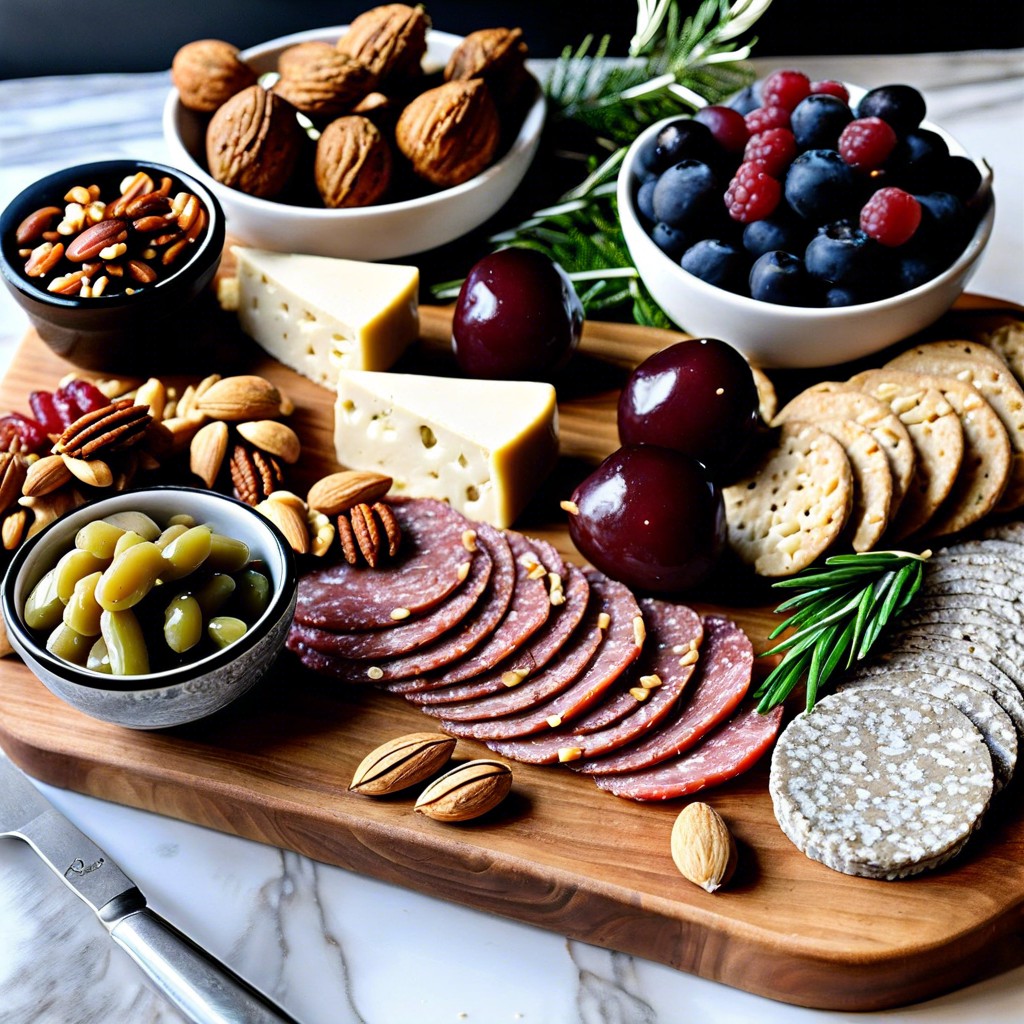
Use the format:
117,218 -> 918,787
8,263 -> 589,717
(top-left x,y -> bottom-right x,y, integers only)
679,239 -> 748,294
856,83 -> 926,134
749,250 -> 816,305
452,249 -> 583,381
651,160 -> 719,229
789,94 -> 853,150
617,337 -> 760,475
566,444 -> 726,593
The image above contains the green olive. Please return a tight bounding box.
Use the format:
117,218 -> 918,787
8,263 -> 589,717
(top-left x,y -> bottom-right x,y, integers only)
167,513 -> 197,527
154,523 -> 189,551
234,569 -> 271,621
100,609 -> 150,675
87,637 -> 112,674
193,573 -> 236,616
46,622 -> 91,666
23,568 -> 65,631
102,510 -> 161,541
206,533 -> 250,573
95,541 -> 165,611
113,530 -> 147,556
164,594 -> 203,654
62,571 -> 103,637
160,525 -> 213,581
208,616 -> 248,649
55,548 -> 110,604
75,520 -> 125,560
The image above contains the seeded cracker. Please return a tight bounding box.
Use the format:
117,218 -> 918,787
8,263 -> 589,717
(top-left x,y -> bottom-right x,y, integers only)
769,688 -> 994,879
723,422 -> 852,576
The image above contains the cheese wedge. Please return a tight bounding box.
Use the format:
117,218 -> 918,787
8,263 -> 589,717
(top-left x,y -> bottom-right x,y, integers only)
232,246 -> 419,387
334,370 -> 559,528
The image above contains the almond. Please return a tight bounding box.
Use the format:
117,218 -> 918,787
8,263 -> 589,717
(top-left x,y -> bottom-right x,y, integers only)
22,454 -> 72,497
670,802 -> 737,893
350,732 -> 457,795
236,419 -> 301,464
61,454 -> 113,489
256,495 -> 310,554
194,375 -> 282,421
414,759 -> 512,822
189,420 -> 229,488
307,470 -> 392,515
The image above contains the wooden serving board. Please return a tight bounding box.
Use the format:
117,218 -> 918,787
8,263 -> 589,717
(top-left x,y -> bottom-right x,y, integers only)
1,296 -> 1023,1012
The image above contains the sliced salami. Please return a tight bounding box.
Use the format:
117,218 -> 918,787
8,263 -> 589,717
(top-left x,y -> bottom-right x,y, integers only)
294,498 -> 474,631
483,597 -> 700,764
387,531 -> 553,692
439,572 -> 646,744
288,525 -> 493,660
595,701 -> 783,801
576,614 -> 753,775
406,565 -> 590,706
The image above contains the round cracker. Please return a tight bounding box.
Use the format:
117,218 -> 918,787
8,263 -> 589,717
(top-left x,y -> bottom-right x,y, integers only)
850,368 -> 1010,537
984,320 -> 1024,388
886,340 -> 1024,512
723,422 -> 852,577
773,383 -> 915,519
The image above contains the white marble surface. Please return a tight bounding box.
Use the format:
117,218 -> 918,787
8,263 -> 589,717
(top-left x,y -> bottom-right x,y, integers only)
1,51 -> 1023,1024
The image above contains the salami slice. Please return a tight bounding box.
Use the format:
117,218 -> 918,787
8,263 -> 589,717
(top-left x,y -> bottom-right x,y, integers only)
483,597 -> 700,764
596,701 -> 783,801
576,615 -> 752,775
387,531 -> 553,692
439,572 -> 646,743
288,525 -> 516,683
294,498 -> 474,631
288,526 -> 493,660
405,565 -> 590,706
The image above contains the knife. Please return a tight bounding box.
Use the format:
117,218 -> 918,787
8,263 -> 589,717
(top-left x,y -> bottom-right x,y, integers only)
0,753 -> 299,1024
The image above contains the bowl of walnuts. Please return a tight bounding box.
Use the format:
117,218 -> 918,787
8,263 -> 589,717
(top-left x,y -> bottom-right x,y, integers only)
162,5 -> 546,260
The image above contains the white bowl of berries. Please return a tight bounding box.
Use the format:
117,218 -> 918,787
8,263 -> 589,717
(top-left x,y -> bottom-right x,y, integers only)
618,72 -> 994,368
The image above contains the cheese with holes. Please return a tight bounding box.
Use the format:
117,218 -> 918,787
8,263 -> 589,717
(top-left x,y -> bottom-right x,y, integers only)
334,370 -> 559,527
232,246 -> 418,387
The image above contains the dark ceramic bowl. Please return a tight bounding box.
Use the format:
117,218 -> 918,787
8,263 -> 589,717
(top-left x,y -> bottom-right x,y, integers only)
2,486 -> 296,730
0,159 -> 225,373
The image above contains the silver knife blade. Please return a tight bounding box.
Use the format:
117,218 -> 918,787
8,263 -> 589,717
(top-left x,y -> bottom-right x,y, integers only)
0,751 -> 141,914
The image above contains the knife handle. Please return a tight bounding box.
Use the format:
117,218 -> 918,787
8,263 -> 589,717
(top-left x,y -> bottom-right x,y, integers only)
105,905 -> 300,1024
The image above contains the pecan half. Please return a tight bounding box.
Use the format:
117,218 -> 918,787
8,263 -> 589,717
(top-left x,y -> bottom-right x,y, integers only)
229,443 -> 283,505
52,399 -> 152,459
337,500 -> 401,567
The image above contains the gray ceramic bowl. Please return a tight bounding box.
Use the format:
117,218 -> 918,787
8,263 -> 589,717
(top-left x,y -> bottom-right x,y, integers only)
2,487 -> 296,729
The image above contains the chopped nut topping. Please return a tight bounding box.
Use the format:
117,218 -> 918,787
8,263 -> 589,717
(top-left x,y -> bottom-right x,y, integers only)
557,746 -> 582,763
629,687 -> 650,702
640,673 -> 662,689
391,607 -> 411,621
546,714 -> 562,728
633,616 -> 646,648
502,668 -> 528,688
367,666 -> 384,680
461,528 -> 477,552
457,560 -> 471,582
597,611 -> 611,631
560,500 -> 579,515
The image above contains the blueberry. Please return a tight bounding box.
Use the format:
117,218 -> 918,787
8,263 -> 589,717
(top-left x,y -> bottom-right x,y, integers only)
790,95 -> 853,150
804,221 -> 878,287
897,251 -> 942,290
651,222 -> 695,261
784,149 -> 857,222
646,120 -> 717,174
857,84 -> 926,134
680,239 -> 749,293
749,251 -> 815,305
728,82 -> 762,115
887,128 -> 949,191
742,211 -> 808,258
636,178 -> 658,222
915,191 -> 970,253
932,155 -> 983,203
651,160 -> 719,229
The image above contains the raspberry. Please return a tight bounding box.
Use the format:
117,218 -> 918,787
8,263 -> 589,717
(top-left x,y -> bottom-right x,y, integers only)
744,104 -> 790,135
839,117 -> 898,170
860,187 -> 922,246
761,70 -> 812,112
811,79 -> 850,104
743,128 -> 797,177
693,105 -> 749,153
724,162 -> 782,223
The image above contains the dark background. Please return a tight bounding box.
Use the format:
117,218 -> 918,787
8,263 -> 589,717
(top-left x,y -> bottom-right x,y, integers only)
1,1 -> 1021,78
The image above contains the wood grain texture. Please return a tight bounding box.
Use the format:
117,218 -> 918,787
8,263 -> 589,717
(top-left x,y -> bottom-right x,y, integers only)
1,297 -> 1023,1011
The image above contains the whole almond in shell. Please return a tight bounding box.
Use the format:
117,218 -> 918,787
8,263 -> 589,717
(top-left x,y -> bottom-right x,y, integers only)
172,39 -> 257,113
670,802 -> 737,893
237,419 -> 301,464
307,470 -> 392,515
206,85 -> 304,199
189,419 -> 230,488
396,79 -> 500,187
315,115 -> 392,208
336,3 -> 429,83
194,375 -> 283,421
414,759 -> 512,822
350,732 -> 457,795
273,48 -> 378,117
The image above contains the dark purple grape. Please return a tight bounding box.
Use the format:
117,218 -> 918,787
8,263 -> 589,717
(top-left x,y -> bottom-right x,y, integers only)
452,249 -> 583,381
567,444 -> 725,593
617,338 -> 759,475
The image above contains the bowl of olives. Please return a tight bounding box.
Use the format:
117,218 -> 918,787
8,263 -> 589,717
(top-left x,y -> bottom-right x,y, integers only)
2,486 -> 297,729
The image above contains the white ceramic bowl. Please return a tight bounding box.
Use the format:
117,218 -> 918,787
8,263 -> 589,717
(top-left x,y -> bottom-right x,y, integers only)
618,104 -> 994,369
162,26 -> 546,261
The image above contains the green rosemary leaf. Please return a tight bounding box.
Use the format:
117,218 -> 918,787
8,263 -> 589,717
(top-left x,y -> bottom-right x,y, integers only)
810,618 -> 857,712
756,646 -> 813,713
847,579 -> 879,666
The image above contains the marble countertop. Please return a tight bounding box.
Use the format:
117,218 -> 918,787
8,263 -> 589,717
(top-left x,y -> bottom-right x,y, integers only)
1,50 -> 1023,1024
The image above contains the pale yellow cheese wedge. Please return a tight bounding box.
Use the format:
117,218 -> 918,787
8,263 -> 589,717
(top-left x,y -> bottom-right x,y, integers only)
334,370 -> 559,528
232,246 -> 418,387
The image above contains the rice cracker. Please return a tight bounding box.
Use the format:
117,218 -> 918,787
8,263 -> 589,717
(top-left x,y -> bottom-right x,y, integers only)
886,339 -> 1024,511
850,367 -> 1010,537
723,421 -> 853,576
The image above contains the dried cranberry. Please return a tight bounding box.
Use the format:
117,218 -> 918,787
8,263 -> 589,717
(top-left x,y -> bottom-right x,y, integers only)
0,412 -> 47,451
63,378 -> 109,413
28,390 -> 63,434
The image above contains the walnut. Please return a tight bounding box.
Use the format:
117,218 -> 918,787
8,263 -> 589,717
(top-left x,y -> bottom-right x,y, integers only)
395,79 -> 500,187
315,116 -> 392,208
205,85 -> 304,198
171,39 -> 257,113
444,27 -> 530,107
273,47 -> 378,117
336,3 -> 429,83
277,41 -> 337,78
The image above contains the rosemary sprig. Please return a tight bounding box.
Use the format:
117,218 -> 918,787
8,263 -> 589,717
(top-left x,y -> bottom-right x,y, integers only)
755,550 -> 931,715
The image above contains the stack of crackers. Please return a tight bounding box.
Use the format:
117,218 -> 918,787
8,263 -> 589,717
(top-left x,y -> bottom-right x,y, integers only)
725,322 -> 1024,577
